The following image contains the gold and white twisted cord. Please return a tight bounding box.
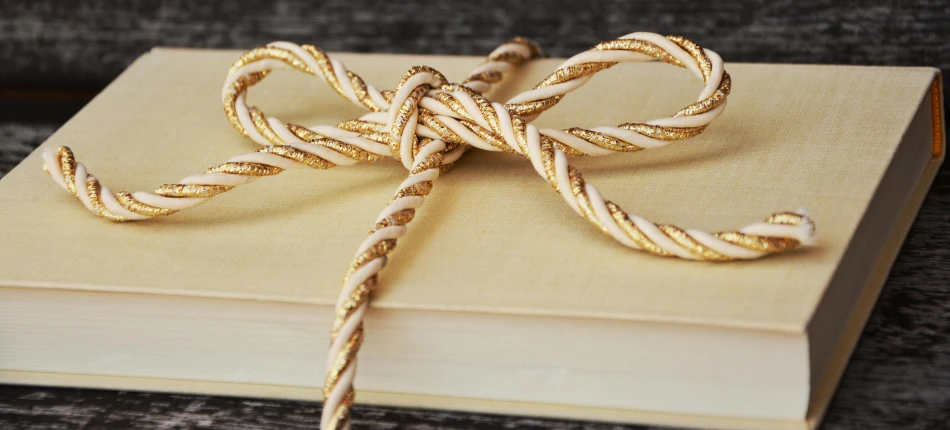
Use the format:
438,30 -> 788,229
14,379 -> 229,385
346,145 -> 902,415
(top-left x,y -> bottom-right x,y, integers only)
322,140 -> 456,429
40,33 -> 732,221
41,38 -> 540,220
318,33 -> 815,428
42,32 -> 817,429
222,38 -> 542,147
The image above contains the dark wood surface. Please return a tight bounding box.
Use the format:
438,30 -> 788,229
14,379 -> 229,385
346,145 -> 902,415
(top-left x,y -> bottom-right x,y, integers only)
1,1 -> 949,429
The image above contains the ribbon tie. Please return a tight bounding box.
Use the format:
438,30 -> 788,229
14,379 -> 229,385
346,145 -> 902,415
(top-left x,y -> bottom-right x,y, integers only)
42,32 -> 815,429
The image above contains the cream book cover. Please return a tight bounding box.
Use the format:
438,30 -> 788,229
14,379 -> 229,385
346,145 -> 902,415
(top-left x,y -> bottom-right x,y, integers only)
0,48 -> 943,430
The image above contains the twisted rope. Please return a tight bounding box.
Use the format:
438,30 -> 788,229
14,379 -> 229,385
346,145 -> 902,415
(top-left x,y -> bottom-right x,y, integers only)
42,32 -> 815,429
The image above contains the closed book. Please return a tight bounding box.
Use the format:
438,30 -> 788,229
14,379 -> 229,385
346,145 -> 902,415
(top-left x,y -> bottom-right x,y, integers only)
0,48 -> 943,430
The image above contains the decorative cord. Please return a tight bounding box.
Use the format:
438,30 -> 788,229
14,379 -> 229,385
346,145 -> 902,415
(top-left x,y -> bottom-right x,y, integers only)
42,32 -> 816,429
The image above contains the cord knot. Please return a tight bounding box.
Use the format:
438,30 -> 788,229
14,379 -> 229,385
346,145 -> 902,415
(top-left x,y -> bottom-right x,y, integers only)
385,65 -> 450,168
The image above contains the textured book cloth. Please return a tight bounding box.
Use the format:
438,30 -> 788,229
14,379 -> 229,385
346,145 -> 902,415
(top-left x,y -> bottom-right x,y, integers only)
0,49 -> 943,430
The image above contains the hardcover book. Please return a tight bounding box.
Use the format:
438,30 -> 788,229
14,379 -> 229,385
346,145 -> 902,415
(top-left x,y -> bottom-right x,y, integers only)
0,48 -> 943,430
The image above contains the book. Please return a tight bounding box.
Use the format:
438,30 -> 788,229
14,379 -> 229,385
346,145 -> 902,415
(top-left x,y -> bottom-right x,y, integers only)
0,47 -> 943,430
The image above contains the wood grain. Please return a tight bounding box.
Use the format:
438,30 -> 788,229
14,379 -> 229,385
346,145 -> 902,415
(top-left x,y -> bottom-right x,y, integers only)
1,0 -> 948,428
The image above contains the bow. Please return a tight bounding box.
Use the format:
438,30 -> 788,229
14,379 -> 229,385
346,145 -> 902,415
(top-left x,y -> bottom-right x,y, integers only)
42,32 -> 815,429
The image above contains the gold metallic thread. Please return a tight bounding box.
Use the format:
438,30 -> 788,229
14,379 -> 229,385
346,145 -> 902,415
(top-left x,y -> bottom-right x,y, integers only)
431,92 -> 475,122
504,95 -> 563,117
675,73 -> 731,117
338,119 -> 385,135
207,162 -> 284,176
420,115 -> 466,146
249,108 -> 285,146
223,72 -> 268,136
389,85 -> 430,161
263,145 -> 336,169
567,128 -> 643,152
303,45 -> 343,92
459,118 -> 515,153
351,240 -> 398,273
324,327 -> 364,397
229,47 -> 313,75
568,166 -> 608,233
620,123 -> 709,141
331,280 -> 374,335
535,62 -> 615,88
511,117 -> 531,155
393,181 -> 433,200
538,137 -> 561,191
154,183 -> 233,198
288,124 -> 384,163
666,36 -> 713,82
766,212 -> 806,225
657,224 -> 732,261
714,232 -> 799,253
115,192 -> 178,217
606,202 -> 673,256
85,177 -> 126,222
58,147 -> 77,196
593,39 -> 684,67
325,390 -> 356,430
347,70 -> 384,112
409,153 -> 444,176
